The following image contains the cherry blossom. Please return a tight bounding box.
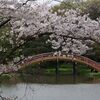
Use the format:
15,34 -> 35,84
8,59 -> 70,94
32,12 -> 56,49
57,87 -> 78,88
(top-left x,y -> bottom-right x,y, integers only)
0,0 -> 100,66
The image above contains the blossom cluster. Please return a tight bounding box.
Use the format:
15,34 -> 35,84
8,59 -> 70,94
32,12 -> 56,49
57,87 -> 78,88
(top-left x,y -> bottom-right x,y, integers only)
0,0 -> 100,65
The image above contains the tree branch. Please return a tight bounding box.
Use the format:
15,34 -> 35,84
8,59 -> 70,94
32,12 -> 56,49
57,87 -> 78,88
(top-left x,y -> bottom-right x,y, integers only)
0,0 -> 33,28
59,34 -> 100,45
0,17 -> 11,28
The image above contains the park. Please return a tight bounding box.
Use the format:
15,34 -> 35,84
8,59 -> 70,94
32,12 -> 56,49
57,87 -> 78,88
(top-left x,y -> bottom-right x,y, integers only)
0,0 -> 100,100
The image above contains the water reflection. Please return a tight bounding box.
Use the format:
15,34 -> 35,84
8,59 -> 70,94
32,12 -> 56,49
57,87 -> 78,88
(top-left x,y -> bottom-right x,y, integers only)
0,74 -> 99,85
0,74 -> 100,100
0,83 -> 100,100
17,74 -> 100,84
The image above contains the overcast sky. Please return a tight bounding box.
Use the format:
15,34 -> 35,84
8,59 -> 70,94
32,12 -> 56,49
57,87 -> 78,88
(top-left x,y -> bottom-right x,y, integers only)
36,0 -> 61,5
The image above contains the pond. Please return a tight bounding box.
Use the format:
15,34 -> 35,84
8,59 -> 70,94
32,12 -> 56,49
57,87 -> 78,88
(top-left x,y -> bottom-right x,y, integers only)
0,83 -> 100,100
0,74 -> 100,100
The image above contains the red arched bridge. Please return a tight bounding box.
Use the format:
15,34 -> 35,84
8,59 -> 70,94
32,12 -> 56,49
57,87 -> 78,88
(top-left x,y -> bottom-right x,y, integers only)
0,52 -> 100,74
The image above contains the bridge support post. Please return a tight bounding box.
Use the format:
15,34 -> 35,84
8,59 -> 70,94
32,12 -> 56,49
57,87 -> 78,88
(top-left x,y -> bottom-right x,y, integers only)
91,68 -> 94,72
72,62 -> 77,84
55,56 -> 59,77
91,68 -> 98,73
56,64 -> 59,76
72,62 -> 77,76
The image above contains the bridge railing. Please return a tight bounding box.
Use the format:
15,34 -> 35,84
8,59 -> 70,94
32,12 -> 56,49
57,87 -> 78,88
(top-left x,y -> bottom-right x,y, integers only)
19,52 -> 98,65
19,52 -> 54,65
1,52 -> 100,74
18,52 -> 100,70
74,55 -> 99,67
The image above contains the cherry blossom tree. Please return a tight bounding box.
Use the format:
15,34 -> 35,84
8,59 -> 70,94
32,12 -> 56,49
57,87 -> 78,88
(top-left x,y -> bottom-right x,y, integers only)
48,9 -> 100,55
0,0 -> 38,64
0,0 -> 100,66
12,5 -> 100,55
0,0 -> 37,28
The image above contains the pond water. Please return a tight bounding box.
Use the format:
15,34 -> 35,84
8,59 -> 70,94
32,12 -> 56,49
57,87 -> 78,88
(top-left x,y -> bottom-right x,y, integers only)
0,75 -> 100,100
0,83 -> 100,100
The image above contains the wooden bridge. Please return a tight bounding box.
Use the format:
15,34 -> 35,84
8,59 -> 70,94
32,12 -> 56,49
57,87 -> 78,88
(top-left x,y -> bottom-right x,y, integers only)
18,52 -> 100,71
0,52 -> 100,74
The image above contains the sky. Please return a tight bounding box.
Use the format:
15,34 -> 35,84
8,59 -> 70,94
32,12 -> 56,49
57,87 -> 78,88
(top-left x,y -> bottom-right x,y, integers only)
15,0 -> 61,6
36,0 -> 61,6
36,0 -> 61,3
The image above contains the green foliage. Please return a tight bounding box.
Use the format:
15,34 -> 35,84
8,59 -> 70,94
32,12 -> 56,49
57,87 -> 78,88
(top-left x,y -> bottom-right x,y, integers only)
0,25 -> 52,64
52,2 -> 77,12
90,44 -> 100,62
0,26 -> 12,63
52,0 -> 100,20
83,0 -> 100,20
22,35 -> 52,56
0,74 -> 11,81
0,25 -> 24,63
52,1 -> 87,15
